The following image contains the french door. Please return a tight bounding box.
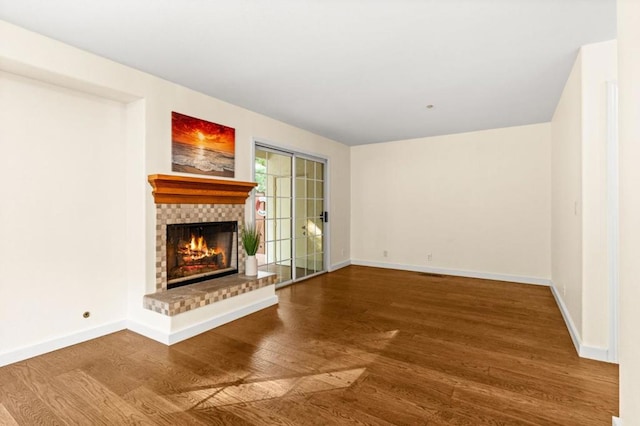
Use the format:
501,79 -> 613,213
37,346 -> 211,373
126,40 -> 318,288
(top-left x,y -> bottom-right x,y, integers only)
254,145 -> 327,287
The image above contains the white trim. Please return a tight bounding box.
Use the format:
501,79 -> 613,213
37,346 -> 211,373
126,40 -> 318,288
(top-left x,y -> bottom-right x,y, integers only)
606,80 -> 619,363
350,259 -> 552,286
579,345 -> 609,362
0,320 -> 127,367
612,416 -> 622,426
329,260 -> 352,272
550,283 -> 610,362
252,137 -> 328,164
549,283 -> 581,354
324,156 -> 331,277
168,295 -> 278,344
129,295 -> 278,345
248,137 -> 257,225
125,320 -> 170,345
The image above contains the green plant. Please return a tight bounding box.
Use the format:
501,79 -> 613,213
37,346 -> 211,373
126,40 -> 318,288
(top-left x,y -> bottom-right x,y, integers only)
241,223 -> 261,256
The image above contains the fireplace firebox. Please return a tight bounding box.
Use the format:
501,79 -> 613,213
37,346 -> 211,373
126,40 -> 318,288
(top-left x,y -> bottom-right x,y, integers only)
166,221 -> 238,289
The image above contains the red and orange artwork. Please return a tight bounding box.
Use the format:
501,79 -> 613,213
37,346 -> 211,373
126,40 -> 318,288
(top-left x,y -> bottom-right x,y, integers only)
171,111 -> 235,177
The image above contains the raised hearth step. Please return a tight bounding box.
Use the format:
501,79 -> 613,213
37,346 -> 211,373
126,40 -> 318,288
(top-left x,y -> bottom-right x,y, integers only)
143,271 -> 276,316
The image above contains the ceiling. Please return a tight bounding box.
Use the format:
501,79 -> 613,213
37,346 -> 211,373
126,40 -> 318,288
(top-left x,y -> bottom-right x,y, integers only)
0,0 -> 616,146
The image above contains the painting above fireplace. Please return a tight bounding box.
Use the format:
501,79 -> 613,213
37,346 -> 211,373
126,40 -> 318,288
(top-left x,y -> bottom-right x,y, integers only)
166,221 -> 238,289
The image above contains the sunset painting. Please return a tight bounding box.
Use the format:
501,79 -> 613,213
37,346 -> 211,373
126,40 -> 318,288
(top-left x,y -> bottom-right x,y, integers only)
171,112 -> 235,177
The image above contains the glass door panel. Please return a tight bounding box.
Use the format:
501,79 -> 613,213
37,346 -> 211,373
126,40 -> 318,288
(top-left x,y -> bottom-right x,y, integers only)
255,146 -> 326,286
255,148 -> 293,284
294,157 -> 325,279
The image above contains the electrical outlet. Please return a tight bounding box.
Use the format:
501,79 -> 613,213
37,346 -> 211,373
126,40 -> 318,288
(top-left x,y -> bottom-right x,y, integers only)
427,253 -> 433,262
383,250 -> 388,257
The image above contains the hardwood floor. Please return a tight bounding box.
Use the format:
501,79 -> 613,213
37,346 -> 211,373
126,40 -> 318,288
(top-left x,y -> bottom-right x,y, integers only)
0,266 -> 618,425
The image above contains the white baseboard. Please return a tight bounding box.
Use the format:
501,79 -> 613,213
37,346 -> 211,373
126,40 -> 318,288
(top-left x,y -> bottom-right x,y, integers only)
129,295 -> 279,345
168,295 -> 278,344
126,320 -> 169,345
549,284 -> 581,354
549,283 -> 610,362
1,295 -> 279,367
612,416 -> 621,426
579,345 -> 610,362
350,259 -> 552,286
329,259 -> 351,272
0,320 -> 127,367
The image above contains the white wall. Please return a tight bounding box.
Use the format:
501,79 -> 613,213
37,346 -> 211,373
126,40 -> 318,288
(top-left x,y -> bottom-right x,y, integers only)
551,51 -> 584,342
0,71 -> 128,357
580,40 -> 617,350
351,123 -> 551,283
618,0 -> 640,422
551,40 -> 617,359
0,20 -> 350,362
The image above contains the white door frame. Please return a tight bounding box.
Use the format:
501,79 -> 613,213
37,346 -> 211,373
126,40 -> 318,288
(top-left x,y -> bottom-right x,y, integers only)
606,80 -> 619,363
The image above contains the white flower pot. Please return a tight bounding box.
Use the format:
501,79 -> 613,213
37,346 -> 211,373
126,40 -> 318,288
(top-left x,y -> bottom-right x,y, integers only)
245,255 -> 258,276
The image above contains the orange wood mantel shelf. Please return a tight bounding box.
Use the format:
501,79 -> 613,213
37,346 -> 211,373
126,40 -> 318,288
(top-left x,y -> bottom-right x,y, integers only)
148,174 -> 257,204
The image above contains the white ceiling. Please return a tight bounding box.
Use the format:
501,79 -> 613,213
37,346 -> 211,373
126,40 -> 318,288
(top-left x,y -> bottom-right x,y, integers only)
0,0 -> 616,146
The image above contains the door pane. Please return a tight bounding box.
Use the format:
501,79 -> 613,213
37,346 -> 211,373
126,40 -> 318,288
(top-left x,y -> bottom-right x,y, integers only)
295,178 -> 306,198
315,181 -> 324,199
280,239 -> 291,262
305,160 -> 314,178
295,218 -> 307,239
266,197 -> 275,219
279,177 -> 292,197
306,180 -> 315,199
295,199 -> 307,221
278,218 -> 291,240
277,197 -> 291,219
294,156 -> 325,279
295,237 -> 307,259
255,148 -> 293,284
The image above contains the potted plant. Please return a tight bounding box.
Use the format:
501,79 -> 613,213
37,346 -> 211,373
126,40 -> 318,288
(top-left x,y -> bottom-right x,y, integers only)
241,222 -> 261,276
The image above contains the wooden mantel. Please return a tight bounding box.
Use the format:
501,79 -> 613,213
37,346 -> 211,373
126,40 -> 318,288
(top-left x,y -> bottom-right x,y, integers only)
148,174 -> 256,204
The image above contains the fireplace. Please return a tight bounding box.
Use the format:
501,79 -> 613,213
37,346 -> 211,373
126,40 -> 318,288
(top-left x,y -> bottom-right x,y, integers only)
146,176 -> 277,319
166,221 -> 238,289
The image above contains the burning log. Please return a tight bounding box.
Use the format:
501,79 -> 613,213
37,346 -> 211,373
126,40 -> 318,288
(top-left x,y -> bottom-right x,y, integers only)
184,251 -> 224,266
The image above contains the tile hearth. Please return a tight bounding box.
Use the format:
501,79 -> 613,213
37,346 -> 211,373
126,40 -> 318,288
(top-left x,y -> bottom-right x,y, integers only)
144,271 -> 276,316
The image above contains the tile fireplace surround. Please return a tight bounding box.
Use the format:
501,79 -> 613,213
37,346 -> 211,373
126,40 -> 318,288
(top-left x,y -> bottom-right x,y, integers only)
143,174 -> 277,317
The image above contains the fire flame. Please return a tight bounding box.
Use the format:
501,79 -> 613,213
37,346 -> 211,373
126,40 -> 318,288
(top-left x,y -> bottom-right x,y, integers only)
179,234 -> 224,263
189,235 -> 207,252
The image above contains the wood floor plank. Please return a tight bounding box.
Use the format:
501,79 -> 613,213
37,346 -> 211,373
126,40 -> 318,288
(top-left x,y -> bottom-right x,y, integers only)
0,266 -> 618,425
184,404 -> 256,426
81,351 -> 150,397
327,373 -> 445,423
4,358 -> 105,424
122,385 -> 210,425
139,340 -> 252,387
52,369 -> 154,425
218,402 -> 300,426
0,403 -> 19,426
0,381 -> 64,426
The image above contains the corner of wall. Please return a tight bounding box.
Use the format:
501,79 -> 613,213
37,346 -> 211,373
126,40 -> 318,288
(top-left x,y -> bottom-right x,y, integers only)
550,281 -> 610,362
